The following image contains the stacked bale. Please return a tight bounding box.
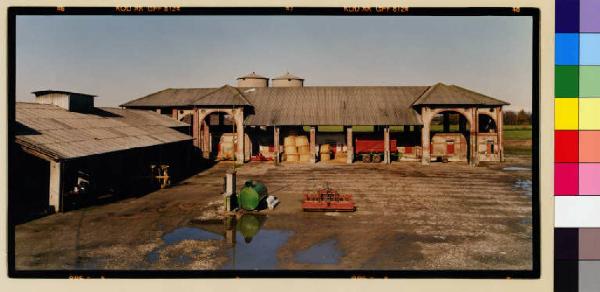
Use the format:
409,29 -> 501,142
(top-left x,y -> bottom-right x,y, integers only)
284,135 -> 299,161
296,136 -> 312,162
283,134 -> 311,162
320,144 -> 331,161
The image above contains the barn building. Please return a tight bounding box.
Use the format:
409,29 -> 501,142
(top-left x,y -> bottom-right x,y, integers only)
122,72 -> 509,167
13,90 -> 194,218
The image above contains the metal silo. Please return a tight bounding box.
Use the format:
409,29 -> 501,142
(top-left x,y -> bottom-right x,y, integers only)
272,72 -> 304,87
236,72 -> 269,87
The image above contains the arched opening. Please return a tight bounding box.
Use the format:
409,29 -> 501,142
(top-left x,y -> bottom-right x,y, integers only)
478,114 -> 498,133
428,110 -> 471,163
199,111 -> 238,161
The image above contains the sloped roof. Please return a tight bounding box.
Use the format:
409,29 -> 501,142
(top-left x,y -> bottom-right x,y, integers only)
33,90 -> 96,98
121,88 -> 217,107
192,85 -> 252,106
273,72 -> 304,81
412,83 -> 510,106
244,86 -> 428,126
122,83 -> 509,126
15,103 -> 192,161
236,72 -> 268,80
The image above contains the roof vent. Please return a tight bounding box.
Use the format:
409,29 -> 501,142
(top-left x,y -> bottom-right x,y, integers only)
32,90 -> 96,112
272,72 -> 304,87
236,72 -> 269,88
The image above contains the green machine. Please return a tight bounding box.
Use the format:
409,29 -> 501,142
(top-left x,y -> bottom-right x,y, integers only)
237,180 -> 268,211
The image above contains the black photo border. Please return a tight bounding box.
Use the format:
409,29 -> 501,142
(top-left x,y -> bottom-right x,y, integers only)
6,6 -> 541,279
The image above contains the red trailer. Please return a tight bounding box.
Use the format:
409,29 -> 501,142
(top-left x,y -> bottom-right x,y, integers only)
354,139 -> 398,154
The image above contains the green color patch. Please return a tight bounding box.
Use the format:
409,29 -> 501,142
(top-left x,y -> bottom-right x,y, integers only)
555,66 -> 579,97
352,126 -> 374,132
580,66 -> 600,97
503,130 -> 532,141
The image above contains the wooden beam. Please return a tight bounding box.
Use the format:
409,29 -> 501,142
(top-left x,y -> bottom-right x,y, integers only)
49,161 -> 62,213
384,126 -> 391,164
309,126 -> 316,163
274,126 -> 280,165
346,126 -> 353,164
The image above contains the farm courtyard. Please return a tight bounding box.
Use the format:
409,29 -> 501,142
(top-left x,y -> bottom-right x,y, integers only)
14,152 -> 533,271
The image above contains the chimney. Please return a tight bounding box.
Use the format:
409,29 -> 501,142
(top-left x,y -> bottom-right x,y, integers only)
32,90 -> 96,112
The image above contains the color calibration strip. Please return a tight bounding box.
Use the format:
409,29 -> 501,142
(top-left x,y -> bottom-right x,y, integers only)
555,0 -> 600,291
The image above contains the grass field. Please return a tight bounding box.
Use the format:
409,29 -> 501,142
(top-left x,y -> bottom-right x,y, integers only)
302,124 -> 532,156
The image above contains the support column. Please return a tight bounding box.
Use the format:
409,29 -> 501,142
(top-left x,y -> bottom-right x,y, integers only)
469,108 -> 479,167
172,108 -> 178,119
202,120 -> 210,159
384,126 -> 391,164
497,107 -> 504,162
421,108 -> 431,165
192,109 -> 199,148
346,126 -> 354,164
234,109 -> 245,165
309,126 -> 316,163
443,112 -> 450,132
156,108 -> 162,114
274,126 -> 280,165
49,161 -> 62,213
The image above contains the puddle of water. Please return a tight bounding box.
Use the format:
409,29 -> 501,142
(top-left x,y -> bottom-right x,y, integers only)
514,179 -> 532,196
221,229 -> 293,270
146,227 -> 224,263
146,214 -> 295,269
503,166 -> 532,171
163,227 -> 223,245
294,239 -> 343,265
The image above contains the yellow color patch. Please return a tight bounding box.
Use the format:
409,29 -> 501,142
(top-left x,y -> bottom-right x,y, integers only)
555,98 -> 579,130
580,98 -> 600,130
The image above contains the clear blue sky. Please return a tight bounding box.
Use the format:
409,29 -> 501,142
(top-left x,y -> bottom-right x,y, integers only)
16,15 -> 532,111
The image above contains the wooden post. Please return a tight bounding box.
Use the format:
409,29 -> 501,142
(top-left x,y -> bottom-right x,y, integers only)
470,108 -> 479,167
234,110 -> 245,165
172,108 -> 177,119
49,161 -> 62,213
384,126 -> 391,164
202,120 -> 210,159
346,126 -> 354,164
421,108 -> 431,165
497,107 -> 504,162
156,108 -> 162,114
192,109 -> 199,148
309,126 -> 316,163
274,126 -> 280,165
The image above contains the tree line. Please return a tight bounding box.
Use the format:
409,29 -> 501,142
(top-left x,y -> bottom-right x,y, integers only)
503,110 -> 532,125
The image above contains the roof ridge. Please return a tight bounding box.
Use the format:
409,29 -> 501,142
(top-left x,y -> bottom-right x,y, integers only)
449,84 -> 511,105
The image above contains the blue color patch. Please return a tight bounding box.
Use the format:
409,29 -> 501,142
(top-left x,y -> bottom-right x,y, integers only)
556,33 -> 579,65
580,33 -> 600,65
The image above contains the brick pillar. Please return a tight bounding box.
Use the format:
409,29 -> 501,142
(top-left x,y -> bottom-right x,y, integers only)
421,108 -> 431,165
274,126 -> 280,165
470,108 -> 479,167
234,109 -> 245,165
202,120 -> 210,159
192,109 -> 199,148
497,107 -> 504,162
346,126 -> 354,164
309,126 -> 316,163
49,161 -> 62,213
384,126 -> 391,164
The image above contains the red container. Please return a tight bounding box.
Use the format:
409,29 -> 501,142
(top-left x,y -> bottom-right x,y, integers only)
355,139 -> 397,154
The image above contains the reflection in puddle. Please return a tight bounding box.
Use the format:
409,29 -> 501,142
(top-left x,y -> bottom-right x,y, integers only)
294,239 -> 343,265
146,214 -> 294,269
503,166 -> 532,171
514,179 -> 532,196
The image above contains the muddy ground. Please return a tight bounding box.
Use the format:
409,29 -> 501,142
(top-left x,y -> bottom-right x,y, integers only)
14,156 -> 533,271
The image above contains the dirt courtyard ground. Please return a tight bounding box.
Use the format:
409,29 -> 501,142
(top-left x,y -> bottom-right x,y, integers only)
14,156 -> 533,272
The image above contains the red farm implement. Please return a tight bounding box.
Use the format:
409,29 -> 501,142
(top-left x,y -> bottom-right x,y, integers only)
302,188 -> 356,212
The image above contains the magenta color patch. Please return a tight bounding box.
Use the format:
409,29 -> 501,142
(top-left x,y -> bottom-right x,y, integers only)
580,164 -> 600,195
581,0 -> 600,32
555,163 -> 579,195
